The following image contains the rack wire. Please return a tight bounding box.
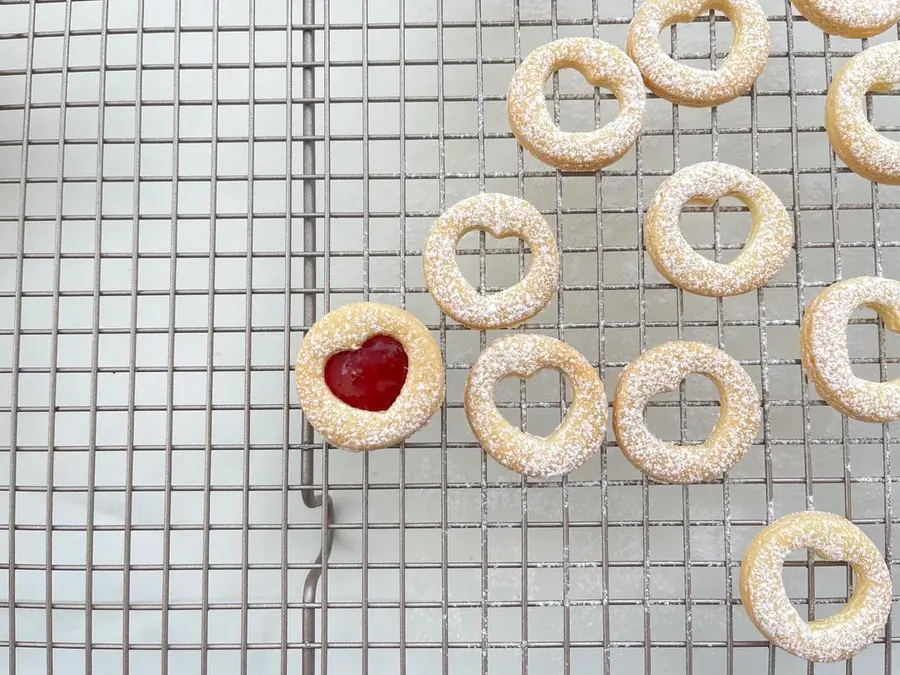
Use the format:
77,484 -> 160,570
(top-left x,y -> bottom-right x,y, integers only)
1,0 -> 899,673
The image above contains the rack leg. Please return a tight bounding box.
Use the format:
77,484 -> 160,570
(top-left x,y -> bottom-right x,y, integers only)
300,1 -> 334,673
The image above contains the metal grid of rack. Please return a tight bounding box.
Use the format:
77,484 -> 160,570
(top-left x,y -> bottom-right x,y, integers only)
1,0 -> 899,673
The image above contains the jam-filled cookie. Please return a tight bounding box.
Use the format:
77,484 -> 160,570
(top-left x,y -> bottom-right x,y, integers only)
295,302 -> 445,451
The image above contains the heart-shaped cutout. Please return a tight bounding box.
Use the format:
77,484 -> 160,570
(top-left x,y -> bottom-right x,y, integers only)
324,335 -> 408,412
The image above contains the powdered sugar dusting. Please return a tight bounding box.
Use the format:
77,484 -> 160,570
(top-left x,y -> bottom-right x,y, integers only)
627,0 -> 770,107
422,193 -> 559,330
507,37 -> 645,172
295,302 -> 445,451
800,276 -> 900,423
465,334 -> 607,479
793,0 -> 900,38
826,41 -> 900,185
645,161 -> 793,297
740,511 -> 892,662
612,341 -> 760,483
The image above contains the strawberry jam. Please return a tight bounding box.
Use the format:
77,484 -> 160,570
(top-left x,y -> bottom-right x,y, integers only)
324,335 -> 408,411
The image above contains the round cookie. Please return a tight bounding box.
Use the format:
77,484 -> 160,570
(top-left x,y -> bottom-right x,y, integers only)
613,341 -> 760,483
800,276 -> 900,423
295,302 -> 445,451
793,0 -> 900,38
826,41 -> 900,185
645,162 -> 793,297
423,193 -> 559,329
465,335 -> 607,478
740,511 -> 892,662
627,0 -> 770,107
507,37 -> 645,172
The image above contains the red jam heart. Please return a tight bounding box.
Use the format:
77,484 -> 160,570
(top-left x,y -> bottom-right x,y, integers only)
324,335 -> 409,412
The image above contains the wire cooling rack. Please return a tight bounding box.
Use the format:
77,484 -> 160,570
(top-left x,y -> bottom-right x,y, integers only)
1,0 -> 900,673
